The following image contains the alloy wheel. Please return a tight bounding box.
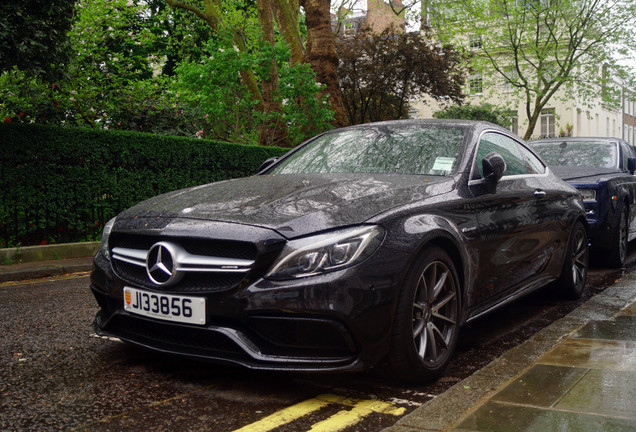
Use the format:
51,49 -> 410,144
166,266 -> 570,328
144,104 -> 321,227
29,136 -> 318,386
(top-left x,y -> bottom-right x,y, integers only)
412,260 -> 459,367
571,227 -> 588,288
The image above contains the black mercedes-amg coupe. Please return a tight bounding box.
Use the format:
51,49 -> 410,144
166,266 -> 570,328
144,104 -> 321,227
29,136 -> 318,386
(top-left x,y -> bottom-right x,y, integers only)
91,120 -> 588,382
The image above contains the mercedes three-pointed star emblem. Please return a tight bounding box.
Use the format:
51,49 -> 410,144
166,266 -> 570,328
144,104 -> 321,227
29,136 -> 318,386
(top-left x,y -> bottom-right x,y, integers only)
146,242 -> 183,286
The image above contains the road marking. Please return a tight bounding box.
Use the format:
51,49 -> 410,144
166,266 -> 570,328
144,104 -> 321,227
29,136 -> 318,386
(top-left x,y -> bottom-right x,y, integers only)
232,397 -> 331,432
232,393 -> 406,432
0,271 -> 89,287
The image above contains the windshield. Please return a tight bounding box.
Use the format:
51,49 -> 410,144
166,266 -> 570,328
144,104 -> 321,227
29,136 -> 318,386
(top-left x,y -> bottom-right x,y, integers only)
531,140 -> 618,168
270,124 -> 465,176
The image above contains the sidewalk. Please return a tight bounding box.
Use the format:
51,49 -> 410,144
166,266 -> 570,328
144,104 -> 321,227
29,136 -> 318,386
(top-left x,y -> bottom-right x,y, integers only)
384,271 -> 636,432
0,241 -> 98,283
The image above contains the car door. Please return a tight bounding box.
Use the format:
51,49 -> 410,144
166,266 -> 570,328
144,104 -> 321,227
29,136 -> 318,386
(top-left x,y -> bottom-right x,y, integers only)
467,131 -> 566,309
619,141 -> 636,241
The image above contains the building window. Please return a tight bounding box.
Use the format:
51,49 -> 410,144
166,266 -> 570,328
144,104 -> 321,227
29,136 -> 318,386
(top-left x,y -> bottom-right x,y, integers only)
469,74 -> 483,94
470,36 -> 482,50
540,108 -> 556,138
503,67 -> 518,93
507,111 -> 518,135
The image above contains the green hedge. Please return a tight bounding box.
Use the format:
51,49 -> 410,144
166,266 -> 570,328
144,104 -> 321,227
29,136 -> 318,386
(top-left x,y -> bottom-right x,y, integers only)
0,124 -> 289,247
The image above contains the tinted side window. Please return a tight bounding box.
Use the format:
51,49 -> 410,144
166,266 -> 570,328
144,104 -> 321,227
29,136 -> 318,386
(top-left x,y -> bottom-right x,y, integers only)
620,142 -> 632,171
476,133 -> 528,178
519,144 -> 545,174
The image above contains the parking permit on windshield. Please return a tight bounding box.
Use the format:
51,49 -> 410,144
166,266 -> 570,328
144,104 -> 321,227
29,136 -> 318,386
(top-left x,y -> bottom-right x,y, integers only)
432,157 -> 454,172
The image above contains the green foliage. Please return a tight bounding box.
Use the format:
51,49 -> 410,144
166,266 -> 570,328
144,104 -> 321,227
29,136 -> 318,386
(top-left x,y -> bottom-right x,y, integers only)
337,26 -> 465,125
0,0 -> 333,147
433,103 -> 509,128
0,124 -> 288,247
176,34 -> 333,146
143,0 -> 216,77
0,0 -> 76,81
0,0 -> 183,131
0,0 -> 212,135
64,0 -> 159,127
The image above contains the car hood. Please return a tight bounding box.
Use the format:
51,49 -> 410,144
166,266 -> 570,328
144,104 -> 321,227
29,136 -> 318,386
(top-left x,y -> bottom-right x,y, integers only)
550,166 -> 621,182
117,173 -> 454,238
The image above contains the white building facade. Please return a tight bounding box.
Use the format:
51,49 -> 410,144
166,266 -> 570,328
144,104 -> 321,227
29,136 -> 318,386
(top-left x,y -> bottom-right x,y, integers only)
412,80 -> 629,143
414,0 -> 635,144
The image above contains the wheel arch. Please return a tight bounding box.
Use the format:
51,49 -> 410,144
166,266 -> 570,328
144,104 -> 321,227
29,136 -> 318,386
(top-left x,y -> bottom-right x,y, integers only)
425,237 -> 466,299
395,214 -> 472,325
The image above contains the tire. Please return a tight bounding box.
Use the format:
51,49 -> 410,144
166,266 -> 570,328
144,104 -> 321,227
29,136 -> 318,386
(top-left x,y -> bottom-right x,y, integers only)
385,247 -> 461,383
607,206 -> 629,268
556,221 -> 588,299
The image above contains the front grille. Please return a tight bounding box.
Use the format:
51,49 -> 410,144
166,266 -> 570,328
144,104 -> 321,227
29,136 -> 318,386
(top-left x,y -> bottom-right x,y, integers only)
110,233 -> 258,293
110,234 -> 257,260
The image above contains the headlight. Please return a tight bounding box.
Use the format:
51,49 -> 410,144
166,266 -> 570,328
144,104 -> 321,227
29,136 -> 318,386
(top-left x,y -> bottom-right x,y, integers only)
100,217 -> 116,260
266,225 -> 385,280
579,189 -> 596,202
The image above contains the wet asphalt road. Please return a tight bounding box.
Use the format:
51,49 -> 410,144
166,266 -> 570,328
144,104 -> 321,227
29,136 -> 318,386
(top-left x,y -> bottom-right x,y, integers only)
1,249 -> 633,432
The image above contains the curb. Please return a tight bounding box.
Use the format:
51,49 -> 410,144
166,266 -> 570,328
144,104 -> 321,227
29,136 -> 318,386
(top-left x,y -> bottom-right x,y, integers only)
0,257 -> 95,283
0,242 -> 99,283
0,241 -> 100,265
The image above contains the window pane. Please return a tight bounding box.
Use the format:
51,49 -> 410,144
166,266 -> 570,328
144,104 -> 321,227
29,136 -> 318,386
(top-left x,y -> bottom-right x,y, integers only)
531,140 -> 618,168
476,133 -> 528,177
470,74 -> 483,94
541,108 -> 556,138
519,145 -> 545,174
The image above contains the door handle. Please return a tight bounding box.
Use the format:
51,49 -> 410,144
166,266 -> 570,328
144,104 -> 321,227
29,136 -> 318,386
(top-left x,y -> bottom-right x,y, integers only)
534,189 -> 547,198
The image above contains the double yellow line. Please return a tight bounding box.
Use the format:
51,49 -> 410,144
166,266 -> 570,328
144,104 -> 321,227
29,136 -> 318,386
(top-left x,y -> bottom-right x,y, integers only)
233,393 -> 406,432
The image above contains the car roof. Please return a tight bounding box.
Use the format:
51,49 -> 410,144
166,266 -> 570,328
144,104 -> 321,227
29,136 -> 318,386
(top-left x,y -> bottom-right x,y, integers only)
323,119 -> 514,137
530,137 -> 625,145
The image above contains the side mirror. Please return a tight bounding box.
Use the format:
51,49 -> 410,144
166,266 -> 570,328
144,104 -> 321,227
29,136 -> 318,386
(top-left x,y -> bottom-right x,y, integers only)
257,157 -> 279,173
482,152 -> 506,193
628,157 -> 636,174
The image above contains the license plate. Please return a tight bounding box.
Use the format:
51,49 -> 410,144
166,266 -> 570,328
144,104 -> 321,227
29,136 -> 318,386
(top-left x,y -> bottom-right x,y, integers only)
123,287 -> 206,325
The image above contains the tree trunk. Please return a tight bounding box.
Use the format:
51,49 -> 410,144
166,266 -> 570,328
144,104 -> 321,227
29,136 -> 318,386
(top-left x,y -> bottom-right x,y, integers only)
301,0 -> 349,127
257,0 -> 290,146
523,102 -> 541,140
272,0 -> 304,64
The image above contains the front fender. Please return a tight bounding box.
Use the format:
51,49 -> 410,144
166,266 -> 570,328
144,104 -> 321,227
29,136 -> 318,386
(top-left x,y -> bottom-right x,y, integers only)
383,213 -> 475,326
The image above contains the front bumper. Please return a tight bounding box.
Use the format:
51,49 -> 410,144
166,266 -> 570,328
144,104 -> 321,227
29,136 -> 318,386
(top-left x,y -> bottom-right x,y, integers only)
90,245 -> 406,372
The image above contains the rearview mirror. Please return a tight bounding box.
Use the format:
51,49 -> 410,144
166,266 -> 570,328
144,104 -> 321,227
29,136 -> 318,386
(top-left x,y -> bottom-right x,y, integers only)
482,152 -> 506,193
628,157 -> 636,174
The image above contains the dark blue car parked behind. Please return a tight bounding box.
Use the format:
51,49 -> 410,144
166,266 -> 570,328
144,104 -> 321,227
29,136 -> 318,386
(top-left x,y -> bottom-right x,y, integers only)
530,137 -> 636,267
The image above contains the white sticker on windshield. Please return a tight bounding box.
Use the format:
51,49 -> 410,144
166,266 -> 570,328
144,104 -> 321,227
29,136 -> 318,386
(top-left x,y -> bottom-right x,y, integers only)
432,157 -> 455,172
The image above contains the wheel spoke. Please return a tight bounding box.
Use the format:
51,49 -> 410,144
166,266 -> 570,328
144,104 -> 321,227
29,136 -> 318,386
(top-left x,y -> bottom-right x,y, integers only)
432,293 -> 457,324
413,302 -> 425,312
430,322 -> 449,348
431,266 -> 448,300
426,264 -> 437,301
425,325 -> 438,361
417,325 -> 428,358
574,266 -> 585,285
413,319 -> 425,339
416,273 -> 428,304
